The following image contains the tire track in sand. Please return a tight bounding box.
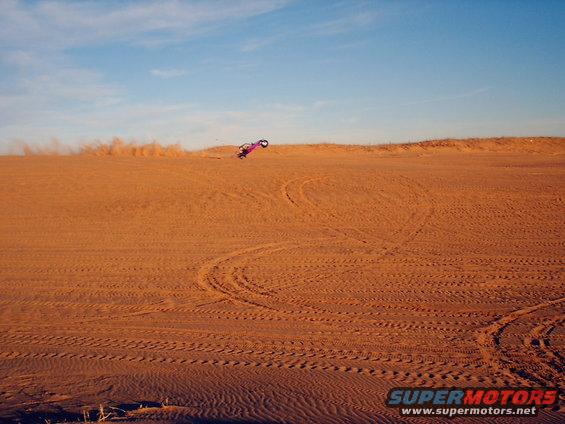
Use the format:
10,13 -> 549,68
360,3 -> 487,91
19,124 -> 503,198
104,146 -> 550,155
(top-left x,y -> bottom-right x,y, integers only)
524,316 -> 564,385
0,345 -> 497,387
196,238 -> 367,326
281,176 -> 374,245
476,296 -> 564,386
196,174 -> 436,325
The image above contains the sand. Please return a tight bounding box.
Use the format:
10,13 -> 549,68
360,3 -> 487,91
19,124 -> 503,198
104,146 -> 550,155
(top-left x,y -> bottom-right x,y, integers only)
0,138 -> 563,423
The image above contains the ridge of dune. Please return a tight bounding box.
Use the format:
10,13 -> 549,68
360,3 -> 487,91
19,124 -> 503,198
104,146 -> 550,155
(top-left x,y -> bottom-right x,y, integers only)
260,137 -> 565,155
8,136 -> 564,157
175,137 -> 565,157
383,136 -> 564,153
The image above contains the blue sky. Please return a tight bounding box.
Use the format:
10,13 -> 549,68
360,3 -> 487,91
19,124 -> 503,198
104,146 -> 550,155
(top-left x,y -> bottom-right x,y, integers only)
0,0 -> 564,151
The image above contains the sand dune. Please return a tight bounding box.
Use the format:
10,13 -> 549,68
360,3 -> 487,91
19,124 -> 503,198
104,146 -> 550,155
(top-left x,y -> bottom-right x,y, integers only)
0,139 -> 563,423
14,136 -> 565,157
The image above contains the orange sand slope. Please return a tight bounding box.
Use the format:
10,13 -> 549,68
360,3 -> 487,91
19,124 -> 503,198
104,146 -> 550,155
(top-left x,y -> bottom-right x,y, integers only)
0,138 -> 563,423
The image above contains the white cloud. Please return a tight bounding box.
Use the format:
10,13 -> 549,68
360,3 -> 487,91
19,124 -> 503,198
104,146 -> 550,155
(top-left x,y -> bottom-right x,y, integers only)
309,11 -> 378,36
23,68 -> 121,103
239,5 -> 378,53
313,100 -> 333,109
396,87 -> 492,107
0,0 -> 291,50
0,1 -> 388,150
0,0 -> 292,148
1,49 -> 38,67
0,98 -> 313,149
240,34 -> 283,52
150,68 -> 188,79
341,116 -> 359,124
0,67 -> 122,131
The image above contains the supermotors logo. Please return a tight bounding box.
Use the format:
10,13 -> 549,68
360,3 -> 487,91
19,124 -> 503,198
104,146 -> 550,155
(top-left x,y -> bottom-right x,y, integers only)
386,387 -> 559,418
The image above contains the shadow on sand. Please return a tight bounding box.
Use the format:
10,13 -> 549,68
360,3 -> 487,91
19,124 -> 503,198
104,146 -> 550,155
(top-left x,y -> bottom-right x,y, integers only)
5,400 -> 279,423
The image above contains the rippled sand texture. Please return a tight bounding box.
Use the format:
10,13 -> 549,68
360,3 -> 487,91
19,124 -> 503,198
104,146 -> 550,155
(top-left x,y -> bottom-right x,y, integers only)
0,138 -> 563,423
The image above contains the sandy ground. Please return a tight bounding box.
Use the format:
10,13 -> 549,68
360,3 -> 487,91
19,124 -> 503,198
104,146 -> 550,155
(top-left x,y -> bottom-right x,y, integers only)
0,138 -> 563,423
